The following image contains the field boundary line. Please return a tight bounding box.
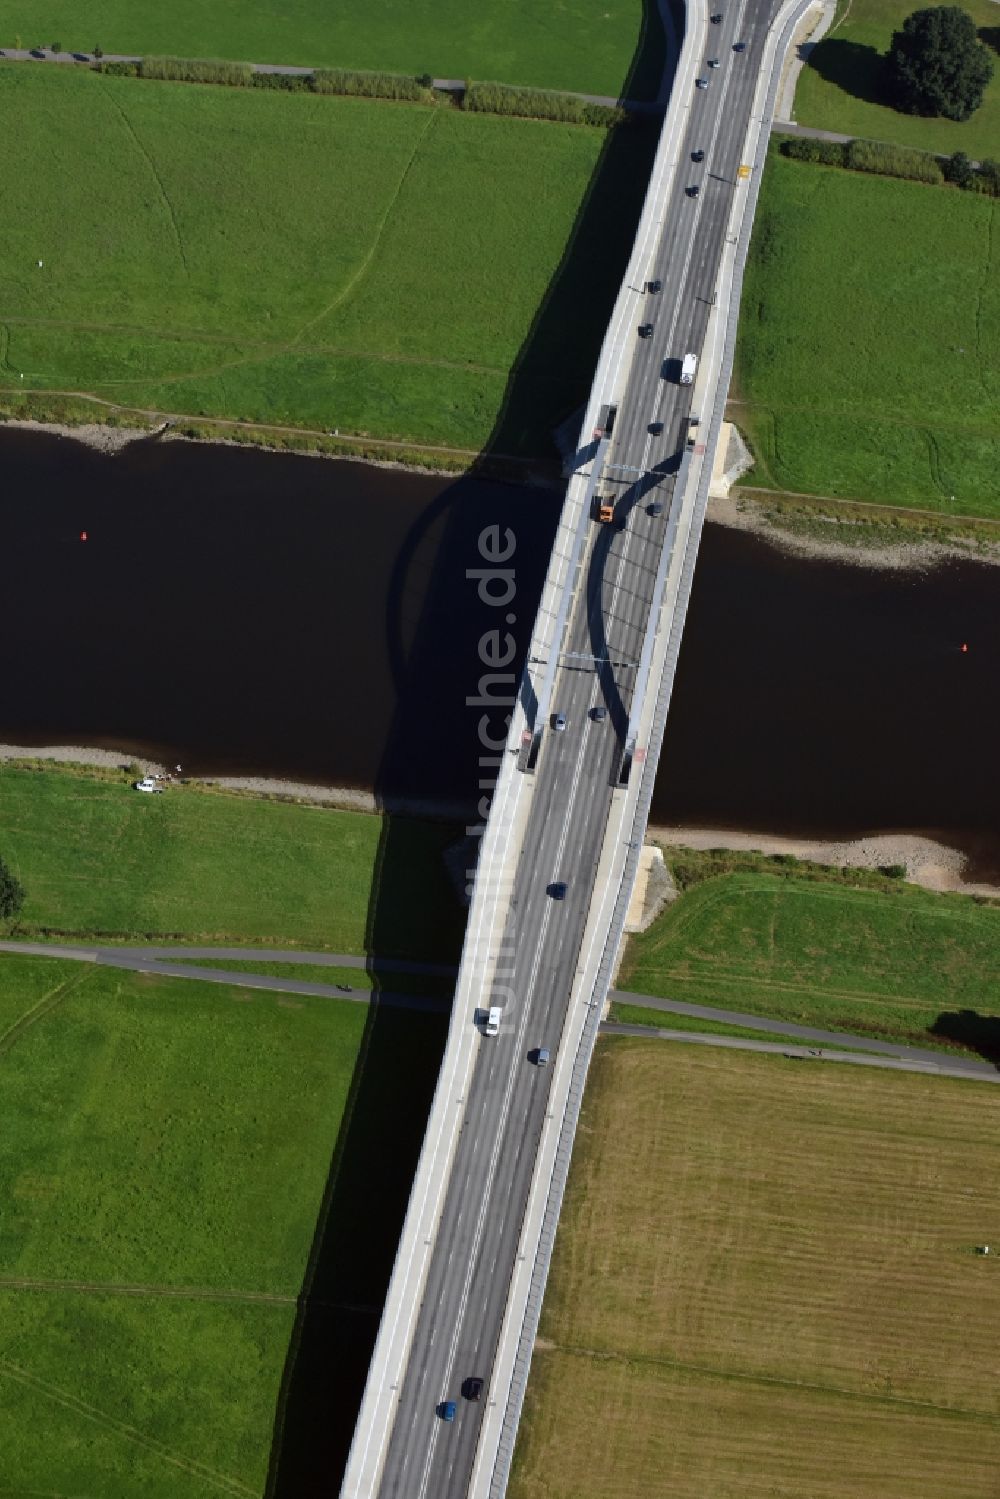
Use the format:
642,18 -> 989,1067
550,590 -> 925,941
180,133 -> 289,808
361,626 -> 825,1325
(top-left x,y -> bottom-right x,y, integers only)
0,1356 -> 255,1497
973,198 -> 996,399
291,107 -> 440,346
0,970 -> 88,1056
0,1276 -> 296,1305
93,77 -> 191,276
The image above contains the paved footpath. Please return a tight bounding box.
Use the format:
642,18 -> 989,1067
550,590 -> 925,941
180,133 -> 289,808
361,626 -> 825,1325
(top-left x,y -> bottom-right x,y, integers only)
604,1021 -> 1000,1082
3,940 -> 993,1080
0,47 -> 656,109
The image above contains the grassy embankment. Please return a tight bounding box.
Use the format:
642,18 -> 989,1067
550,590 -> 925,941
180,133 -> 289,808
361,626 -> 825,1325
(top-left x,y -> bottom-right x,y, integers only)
796,0 -> 1000,160
511,1040 -> 1000,1499
0,63 -> 646,459
0,951 -> 386,1497
0,764 -> 463,957
616,848 -> 1000,1055
0,0 -> 646,96
733,151 -> 1000,514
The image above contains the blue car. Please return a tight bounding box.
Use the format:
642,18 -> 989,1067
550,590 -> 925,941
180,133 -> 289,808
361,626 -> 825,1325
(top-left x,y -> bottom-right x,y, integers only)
439,1400 -> 457,1422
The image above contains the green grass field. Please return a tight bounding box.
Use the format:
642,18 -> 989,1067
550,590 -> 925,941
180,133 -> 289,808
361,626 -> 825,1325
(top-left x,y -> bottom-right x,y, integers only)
0,953 -> 369,1495
0,765 -> 464,956
0,0 -> 649,96
0,64 -> 645,454
796,0 -> 1000,160
618,858 -> 1000,1052
734,151 -> 1000,513
510,1040 -> 1000,1498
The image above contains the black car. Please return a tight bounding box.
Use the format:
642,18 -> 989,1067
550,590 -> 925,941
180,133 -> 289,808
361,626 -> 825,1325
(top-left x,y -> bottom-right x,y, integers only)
686,184 -> 700,198
462,1377 -> 485,1401
733,39 -> 747,50
707,57 -> 720,68
638,322 -> 654,337
591,705 -> 608,721
711,10 -> 723,19
692,148 -> 705,163
548,881 -> 568,900
649,420 -> 664,435
648,500 -> 664,517
647,278 -> 662,293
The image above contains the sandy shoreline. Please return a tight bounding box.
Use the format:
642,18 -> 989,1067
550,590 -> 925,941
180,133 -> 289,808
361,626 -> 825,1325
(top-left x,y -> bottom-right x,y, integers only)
4,743 -> 998,899
708,491 -> 1000,572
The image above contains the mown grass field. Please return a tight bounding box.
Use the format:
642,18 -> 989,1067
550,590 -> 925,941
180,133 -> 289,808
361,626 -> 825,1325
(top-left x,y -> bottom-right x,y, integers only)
510,1040 -> 1000,1499
796,0 -> 1000,160
618,859 -> 1000,1051
0,64 -> 645,454
0,953 -> 369,1496
0,765 -> 464,956
0,0 -> 649,96
734,151 -> 1000,513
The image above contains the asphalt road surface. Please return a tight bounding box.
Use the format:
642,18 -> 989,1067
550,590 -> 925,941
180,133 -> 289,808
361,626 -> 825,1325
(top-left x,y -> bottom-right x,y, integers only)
376,3 -> 785,1494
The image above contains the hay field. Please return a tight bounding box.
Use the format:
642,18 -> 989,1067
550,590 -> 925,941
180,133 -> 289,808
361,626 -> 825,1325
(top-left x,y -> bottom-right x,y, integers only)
511,1038 -> 1000,1498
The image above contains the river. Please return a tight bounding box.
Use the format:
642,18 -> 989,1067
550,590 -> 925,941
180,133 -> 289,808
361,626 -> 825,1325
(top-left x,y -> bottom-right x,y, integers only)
3,428 -> 999,877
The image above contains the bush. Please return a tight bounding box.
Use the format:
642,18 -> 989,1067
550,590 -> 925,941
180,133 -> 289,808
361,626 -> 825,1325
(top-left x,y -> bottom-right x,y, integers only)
93,44 -> 103,59
251,71 -> 313,92
846,137 -> 944,182
97,60 -> 139,76
139,55 -> 254,86
463,81 -> 626,126
0,855 -> 25,925
311,68 -> 431,101
778,135 -> 848,165
943,148 -> 974,184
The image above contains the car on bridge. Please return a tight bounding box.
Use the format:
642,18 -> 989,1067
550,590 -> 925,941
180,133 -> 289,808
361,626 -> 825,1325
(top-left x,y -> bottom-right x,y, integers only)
708,57 -> 720,68
438,1401 -> 457,1422
649,420 -> 664,435
687,184 -> 700,198
462,1377 -> 485,1401
548,882 -> 568,900
552,711 -> 567,731
734,39 -> 747,50
696,76 -> 709,89
638,322 -> 654,338
692,148 -> 705,162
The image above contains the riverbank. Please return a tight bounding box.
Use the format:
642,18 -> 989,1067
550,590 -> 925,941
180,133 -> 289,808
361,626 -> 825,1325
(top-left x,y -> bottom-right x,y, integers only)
709,490 -> 1000,572
647,822 -> 1000,900
4,746 -> 998,900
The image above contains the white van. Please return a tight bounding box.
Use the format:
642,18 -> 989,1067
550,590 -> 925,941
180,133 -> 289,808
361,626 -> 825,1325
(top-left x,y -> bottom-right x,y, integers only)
484,1006 -> 502,1037
680,353 -> 698,385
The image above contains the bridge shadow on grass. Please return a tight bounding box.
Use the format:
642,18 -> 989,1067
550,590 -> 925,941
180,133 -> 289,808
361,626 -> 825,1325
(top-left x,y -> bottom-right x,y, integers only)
805,37 -> 886,108
265,3 -> 675,1492
929,1010 -> 1000,1069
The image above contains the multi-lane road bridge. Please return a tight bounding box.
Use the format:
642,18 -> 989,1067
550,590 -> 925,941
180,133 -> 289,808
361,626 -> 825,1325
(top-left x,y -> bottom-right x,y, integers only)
342,0 -> 816,1493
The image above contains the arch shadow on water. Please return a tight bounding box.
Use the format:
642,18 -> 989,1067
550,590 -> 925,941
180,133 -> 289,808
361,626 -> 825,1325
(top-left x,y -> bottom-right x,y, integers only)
264,4 -> 677,1493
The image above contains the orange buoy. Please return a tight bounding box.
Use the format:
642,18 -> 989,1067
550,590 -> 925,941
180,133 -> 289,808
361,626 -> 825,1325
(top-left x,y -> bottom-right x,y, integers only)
79,530 -> 88,541
961,642 -> 968,653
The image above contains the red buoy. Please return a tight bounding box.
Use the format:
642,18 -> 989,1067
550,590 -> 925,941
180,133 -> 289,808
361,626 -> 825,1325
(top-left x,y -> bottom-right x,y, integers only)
961,642 -> 968,653
79,530 -> 88,542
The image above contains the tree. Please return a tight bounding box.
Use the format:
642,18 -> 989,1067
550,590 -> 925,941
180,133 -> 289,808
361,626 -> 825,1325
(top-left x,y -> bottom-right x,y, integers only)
885,7 -> 994,121
0,856 -> 25,925
943,148 -> 974,184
